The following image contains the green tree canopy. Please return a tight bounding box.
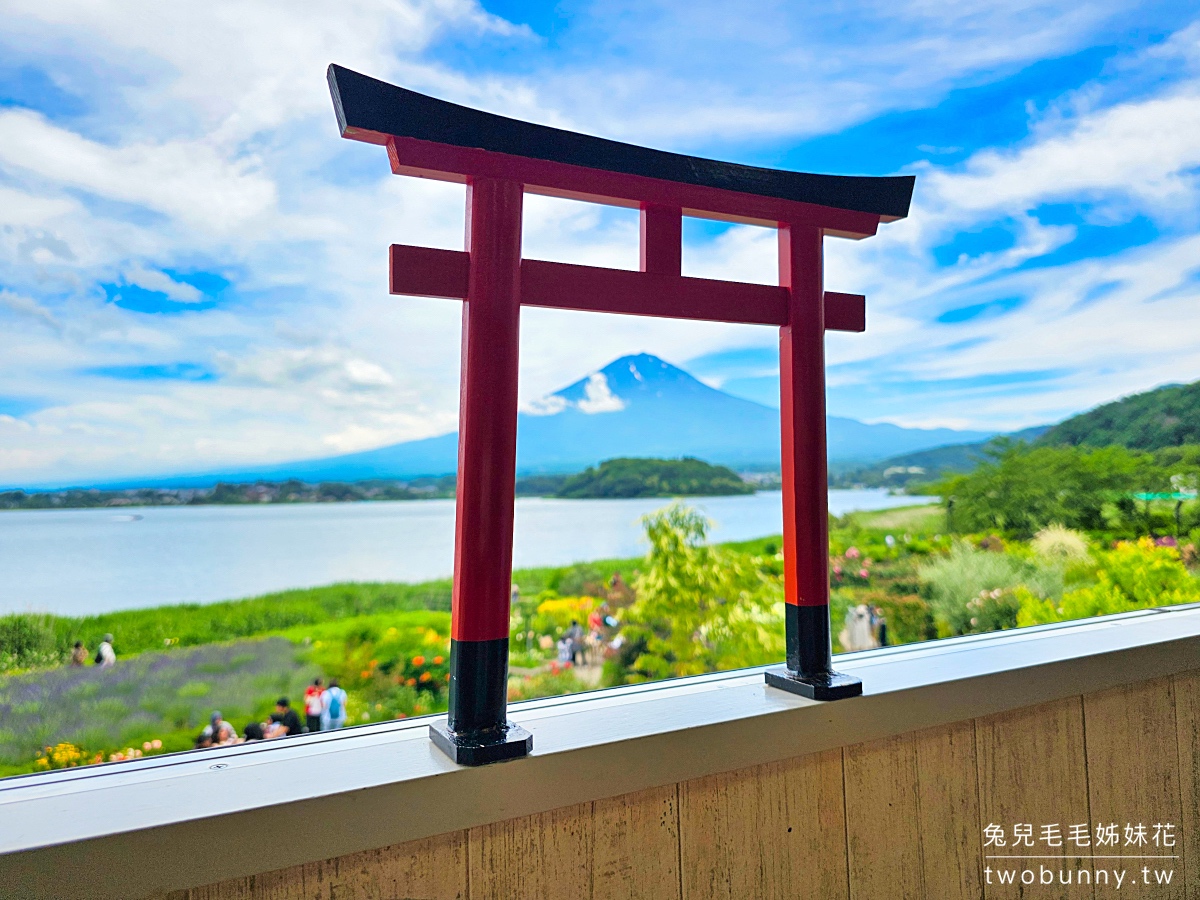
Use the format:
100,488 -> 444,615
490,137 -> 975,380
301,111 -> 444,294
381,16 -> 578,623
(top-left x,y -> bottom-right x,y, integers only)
619,503 -> 782,681
938,441 -> 1163,537
556,457 -> 753,499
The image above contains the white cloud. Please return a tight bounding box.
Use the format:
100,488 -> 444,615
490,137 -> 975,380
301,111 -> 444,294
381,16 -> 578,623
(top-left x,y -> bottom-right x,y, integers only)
0,108 -> 278,229
120,265 -> 203,303
923,89 -> 1200,218
0,289 -> 61,331
521,394 -> 568,417
576,372 -> 626,414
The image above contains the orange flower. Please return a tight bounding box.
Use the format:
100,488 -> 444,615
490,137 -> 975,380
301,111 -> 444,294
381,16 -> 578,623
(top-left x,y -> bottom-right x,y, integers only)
396,713 -> 407,719
433,655 -> 444,665
360,670 -> 371,679
412,655 -> 426,667
419,671 -> 432,683
444,672 -> 451,681
406,677 -> 416,687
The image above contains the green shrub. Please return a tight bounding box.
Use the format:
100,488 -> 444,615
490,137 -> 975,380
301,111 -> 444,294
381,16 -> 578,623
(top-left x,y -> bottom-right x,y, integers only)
530,595 -> 600,638
617,503 -> 783,682
961,588 -> 1023,634
862,592 -> 935,645
0,614 -> 62,672
508,666 -> 590,702
1031,525 -> 1091,562
919,543 -> 1063,635
551,563 -> 608,597
289,611 -> 453,722
1018,538 -> 1200,626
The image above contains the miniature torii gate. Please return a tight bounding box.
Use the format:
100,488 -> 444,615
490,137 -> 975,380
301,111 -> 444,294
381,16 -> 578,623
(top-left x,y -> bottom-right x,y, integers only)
328,65 -> 914,765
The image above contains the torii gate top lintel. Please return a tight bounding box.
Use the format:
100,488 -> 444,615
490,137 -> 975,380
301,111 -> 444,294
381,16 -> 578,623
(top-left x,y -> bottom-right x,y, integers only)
328,64 -> 914,236
327,63 -> 914,765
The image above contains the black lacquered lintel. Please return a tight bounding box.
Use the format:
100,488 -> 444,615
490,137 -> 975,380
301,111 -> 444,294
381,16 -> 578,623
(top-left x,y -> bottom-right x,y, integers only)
327,64 -> 915,220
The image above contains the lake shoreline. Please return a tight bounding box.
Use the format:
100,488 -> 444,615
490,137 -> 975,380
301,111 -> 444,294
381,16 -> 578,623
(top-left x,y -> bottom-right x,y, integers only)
0,491 -> 936,617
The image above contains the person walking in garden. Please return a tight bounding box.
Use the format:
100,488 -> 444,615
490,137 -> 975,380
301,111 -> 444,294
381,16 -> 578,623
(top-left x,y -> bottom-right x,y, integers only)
70,641 -> 88,666
565,619 -> 585,665
95,634 -> 116,668
872,606 -> 889,647
321,679 -> 348,730
304,678 -> 324,733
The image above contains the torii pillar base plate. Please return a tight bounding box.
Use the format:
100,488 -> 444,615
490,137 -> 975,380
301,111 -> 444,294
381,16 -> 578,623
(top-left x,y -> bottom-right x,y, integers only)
765,667 -> 863,701
429,720 -> 532,766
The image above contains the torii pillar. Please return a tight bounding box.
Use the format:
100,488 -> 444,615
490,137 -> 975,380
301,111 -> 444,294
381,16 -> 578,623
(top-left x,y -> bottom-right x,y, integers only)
328,64 -> 915,764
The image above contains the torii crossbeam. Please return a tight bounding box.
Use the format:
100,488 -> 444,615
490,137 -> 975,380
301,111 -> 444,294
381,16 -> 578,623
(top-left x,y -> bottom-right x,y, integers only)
328,65 -> 914,765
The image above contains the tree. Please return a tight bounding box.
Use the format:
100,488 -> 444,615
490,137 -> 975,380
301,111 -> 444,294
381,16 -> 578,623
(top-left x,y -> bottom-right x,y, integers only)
939,441 -> 1161,538
616,503 -> 782,682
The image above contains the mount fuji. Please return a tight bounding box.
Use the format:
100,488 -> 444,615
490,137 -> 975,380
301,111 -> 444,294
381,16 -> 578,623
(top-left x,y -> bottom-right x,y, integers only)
130,354 -> 993,486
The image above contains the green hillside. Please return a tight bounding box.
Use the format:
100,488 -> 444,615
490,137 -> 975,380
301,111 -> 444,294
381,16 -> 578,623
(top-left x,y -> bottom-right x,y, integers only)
556,457 -> 753,499
832,427 -> 1049,490
1041,380 -> 1200,449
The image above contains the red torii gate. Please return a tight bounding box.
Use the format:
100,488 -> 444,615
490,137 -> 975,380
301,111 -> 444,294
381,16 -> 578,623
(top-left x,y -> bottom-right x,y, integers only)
328,65 -> 914,765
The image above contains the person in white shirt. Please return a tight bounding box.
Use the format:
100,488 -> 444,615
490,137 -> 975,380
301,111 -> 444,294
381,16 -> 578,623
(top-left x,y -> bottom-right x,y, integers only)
320,679 -> 348,730
96,634 -> 116,668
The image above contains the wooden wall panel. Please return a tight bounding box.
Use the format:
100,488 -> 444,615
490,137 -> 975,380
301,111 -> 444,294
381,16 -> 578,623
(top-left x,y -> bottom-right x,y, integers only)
913,718 -> 983,898
165,829 -> 468,900
467,801 -> 592,900
1084,677 -> 1184,900
1175,670 -> 1199,900
842,720 -> 982,900
975,697 -> 1094,899
678,749 -> 847,900
592,784 -> 681,900
843,733 -> 923,899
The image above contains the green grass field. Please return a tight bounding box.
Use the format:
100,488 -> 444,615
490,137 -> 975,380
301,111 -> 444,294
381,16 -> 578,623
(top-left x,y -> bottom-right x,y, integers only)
846,504 -> 945,531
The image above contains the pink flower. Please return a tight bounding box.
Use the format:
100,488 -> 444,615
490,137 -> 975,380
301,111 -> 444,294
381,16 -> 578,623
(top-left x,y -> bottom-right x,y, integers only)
858,569 -> 869,579
845,547 -> 861,559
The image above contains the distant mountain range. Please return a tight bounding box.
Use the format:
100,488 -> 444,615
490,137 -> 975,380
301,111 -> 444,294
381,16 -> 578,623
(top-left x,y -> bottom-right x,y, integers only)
95,354 -> 996,488
838,375 -> 1200,489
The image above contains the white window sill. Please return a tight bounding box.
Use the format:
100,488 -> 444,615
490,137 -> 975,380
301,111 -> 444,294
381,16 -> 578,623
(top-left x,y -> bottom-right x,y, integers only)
1,604 -> 1198,899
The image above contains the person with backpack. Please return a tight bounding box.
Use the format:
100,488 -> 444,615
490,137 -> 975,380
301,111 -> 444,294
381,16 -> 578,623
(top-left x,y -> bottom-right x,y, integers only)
321,679 -> 347,730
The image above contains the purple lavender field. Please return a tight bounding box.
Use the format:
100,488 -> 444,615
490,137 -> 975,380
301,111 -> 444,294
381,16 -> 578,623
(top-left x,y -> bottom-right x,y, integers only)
0,638 -> 318,774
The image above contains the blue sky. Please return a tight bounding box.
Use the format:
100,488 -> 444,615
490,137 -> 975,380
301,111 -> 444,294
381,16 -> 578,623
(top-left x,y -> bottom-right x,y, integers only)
0,1 -> 1198,482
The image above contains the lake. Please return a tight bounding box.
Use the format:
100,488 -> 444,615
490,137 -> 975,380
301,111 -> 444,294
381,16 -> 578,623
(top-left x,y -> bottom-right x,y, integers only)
0,490 -> 934,616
